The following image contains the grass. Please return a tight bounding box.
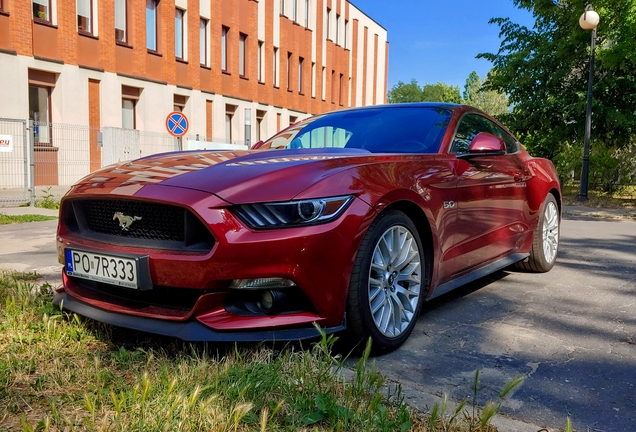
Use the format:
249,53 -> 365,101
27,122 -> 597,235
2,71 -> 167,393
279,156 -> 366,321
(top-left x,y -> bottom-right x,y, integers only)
561,184 -> 636,209
34,188 -> 60,210
0,213 -> 58,225
0,270 -> 527,432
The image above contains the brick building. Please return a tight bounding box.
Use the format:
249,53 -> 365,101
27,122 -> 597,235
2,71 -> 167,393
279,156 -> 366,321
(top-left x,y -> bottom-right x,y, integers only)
0,0 -> 388,164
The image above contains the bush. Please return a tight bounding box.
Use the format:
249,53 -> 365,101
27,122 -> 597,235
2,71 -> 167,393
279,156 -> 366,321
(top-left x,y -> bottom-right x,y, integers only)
553,142 -> 636,195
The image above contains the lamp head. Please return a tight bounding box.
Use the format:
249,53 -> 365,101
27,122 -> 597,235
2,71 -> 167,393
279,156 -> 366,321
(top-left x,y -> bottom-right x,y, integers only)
579,5 -> 600,30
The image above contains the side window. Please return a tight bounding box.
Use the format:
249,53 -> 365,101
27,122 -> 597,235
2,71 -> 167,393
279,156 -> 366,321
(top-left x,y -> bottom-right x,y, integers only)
451,114 -> 518,154
450,114 -> 483,154
490,123 -> 520,154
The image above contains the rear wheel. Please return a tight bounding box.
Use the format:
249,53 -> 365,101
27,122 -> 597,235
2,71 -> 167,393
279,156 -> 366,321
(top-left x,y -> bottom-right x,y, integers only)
346,210 -> 427,354
516,194 -> 559,272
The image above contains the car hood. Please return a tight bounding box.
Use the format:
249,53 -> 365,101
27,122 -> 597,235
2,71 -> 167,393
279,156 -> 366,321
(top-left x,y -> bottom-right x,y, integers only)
72,148 -> 382,204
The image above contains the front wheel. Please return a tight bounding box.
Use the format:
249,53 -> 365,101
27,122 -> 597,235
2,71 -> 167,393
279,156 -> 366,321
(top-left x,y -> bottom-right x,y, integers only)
516,194 -> 560,272
346,210 -> 428,354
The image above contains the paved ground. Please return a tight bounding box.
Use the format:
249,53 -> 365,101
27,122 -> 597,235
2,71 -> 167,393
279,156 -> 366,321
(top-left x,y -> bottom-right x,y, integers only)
1,205 -> 635,431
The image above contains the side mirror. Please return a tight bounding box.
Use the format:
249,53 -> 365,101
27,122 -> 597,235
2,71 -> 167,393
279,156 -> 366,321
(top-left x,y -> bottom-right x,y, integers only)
457,132 -> 506,159
251,140 -> 264,149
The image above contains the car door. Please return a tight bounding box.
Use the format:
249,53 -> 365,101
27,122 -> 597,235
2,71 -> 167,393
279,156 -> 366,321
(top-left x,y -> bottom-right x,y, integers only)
447,113 -> 529,275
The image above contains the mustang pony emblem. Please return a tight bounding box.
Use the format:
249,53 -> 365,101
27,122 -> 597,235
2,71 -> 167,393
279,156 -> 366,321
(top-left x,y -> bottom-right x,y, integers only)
113,212 -> 142,231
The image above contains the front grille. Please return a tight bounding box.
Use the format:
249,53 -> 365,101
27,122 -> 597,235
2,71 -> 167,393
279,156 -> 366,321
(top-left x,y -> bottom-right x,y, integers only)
82,199 -> 185,242
63,198 -> 215,252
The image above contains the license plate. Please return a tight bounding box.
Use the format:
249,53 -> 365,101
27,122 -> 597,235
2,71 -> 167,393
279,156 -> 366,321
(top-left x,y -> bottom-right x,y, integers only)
65,249 -> 139,289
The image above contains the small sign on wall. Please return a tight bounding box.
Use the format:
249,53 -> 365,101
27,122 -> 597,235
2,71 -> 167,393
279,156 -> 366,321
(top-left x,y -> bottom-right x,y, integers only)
0,135 -> 13,152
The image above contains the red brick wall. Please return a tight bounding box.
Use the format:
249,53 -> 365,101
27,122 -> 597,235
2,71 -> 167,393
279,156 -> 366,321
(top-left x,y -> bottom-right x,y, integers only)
1,0 -> 385,116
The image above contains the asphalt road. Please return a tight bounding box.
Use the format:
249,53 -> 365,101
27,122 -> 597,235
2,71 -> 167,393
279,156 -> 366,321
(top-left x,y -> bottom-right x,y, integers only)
1,211 -> 634,431
375,213 -> 636,432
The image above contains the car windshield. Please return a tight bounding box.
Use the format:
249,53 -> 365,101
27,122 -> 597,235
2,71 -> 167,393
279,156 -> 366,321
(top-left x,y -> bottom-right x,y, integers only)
258,107 -> 452,154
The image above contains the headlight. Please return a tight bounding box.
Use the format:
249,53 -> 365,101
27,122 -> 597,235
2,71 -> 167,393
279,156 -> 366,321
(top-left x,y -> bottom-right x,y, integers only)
233,195 -> 354,229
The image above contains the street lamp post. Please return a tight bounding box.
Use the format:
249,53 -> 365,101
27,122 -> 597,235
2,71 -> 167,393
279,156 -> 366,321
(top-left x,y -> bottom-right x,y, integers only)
578,5 -> 600,202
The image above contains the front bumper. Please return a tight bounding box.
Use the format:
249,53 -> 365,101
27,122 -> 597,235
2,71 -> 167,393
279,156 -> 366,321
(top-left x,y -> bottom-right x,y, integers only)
53,290 -> 346,342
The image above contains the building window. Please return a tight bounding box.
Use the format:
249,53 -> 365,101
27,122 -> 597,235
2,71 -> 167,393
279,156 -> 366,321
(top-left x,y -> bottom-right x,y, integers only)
122,85 -> 140,129
225,104 -> 237,143
200,18 -> 209,66
0,0 -> 4,12
321,66 -> 326,100
298,57 -> 304,94
115,0 -> 128,43
221,26 -> 229,71
239,33 -> 247,77
311,62 -> 316,98
174,94 -> 187,112
326,8 -> 331,40
292,0 -> 297,22
29,86 -> 52,144
122,99 -> 135,129
77,0 -> 93,34
32,0 -> 51,22
344,19 -> 349,49
304,0 -> 309,27
256,110 -> 266,142
146,0 -> 159,51
286,52 -> 292,91
280,0 -> 284,15
339,73 -> 343,105
289,115 -> 297,126
331,70 -> 335,103
175,8 -> 185,60
257,41 -> 264,83
273,47 -> 279,87
335,14 -> 340,45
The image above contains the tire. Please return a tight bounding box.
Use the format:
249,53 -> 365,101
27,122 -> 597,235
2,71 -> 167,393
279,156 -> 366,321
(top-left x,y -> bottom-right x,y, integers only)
515,194 -> 560,272
346,210 -> 428,354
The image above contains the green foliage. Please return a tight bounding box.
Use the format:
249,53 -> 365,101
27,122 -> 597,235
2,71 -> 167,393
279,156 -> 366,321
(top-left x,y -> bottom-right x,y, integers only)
387,79 -> 461,104
0,213 -> 57,225
422,82 -> 462,103
387,78 -> 425,103
463,71 -> 510,116
554,142 -> 636,194
35,187 -> 60,210
479,0 -> 636,159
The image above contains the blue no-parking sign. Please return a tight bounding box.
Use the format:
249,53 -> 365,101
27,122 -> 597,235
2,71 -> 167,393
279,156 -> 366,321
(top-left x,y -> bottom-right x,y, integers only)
165,111 -> 189,137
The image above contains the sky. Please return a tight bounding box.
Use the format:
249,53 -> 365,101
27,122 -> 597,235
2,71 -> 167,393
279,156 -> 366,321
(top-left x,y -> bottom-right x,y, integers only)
352,0 -> 536,92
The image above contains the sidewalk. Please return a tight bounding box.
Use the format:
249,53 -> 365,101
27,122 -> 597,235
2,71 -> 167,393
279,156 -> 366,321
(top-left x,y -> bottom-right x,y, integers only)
563,204 -> 636,219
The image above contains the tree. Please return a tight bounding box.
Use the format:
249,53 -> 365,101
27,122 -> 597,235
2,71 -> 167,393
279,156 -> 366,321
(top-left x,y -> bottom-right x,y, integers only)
478,0 -> 636,161
387,79 -> 424,103
462,71 -> 509,116
387,79 -> 461,104
422,82 -> 462,103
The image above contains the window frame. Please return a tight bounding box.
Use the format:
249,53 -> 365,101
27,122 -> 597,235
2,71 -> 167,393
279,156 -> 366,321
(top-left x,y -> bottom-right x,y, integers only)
115,0 -> 129,44
200,18 -> 209,67
239,33 -> 247,77
287,51 -> 292,91
298,57 -> 304,94
32,0 -> 52,24
77,0 -> 93,36
221,26 -> 229,72
146,0 -> 159,52
257,41 -> 264,83
273,47 -> 280,88
175,8 -> 185,60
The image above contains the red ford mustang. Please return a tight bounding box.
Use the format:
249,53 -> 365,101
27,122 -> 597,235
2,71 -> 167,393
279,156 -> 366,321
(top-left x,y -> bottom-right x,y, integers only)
54,103 -> 561,353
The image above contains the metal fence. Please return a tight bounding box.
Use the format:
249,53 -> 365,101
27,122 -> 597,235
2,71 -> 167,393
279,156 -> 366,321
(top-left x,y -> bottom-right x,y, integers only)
0,119 -> 245,207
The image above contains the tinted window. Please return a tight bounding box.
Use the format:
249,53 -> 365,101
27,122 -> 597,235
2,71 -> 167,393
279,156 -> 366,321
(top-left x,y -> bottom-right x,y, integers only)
450,113 -> 519,154
258,107 -> 452,154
